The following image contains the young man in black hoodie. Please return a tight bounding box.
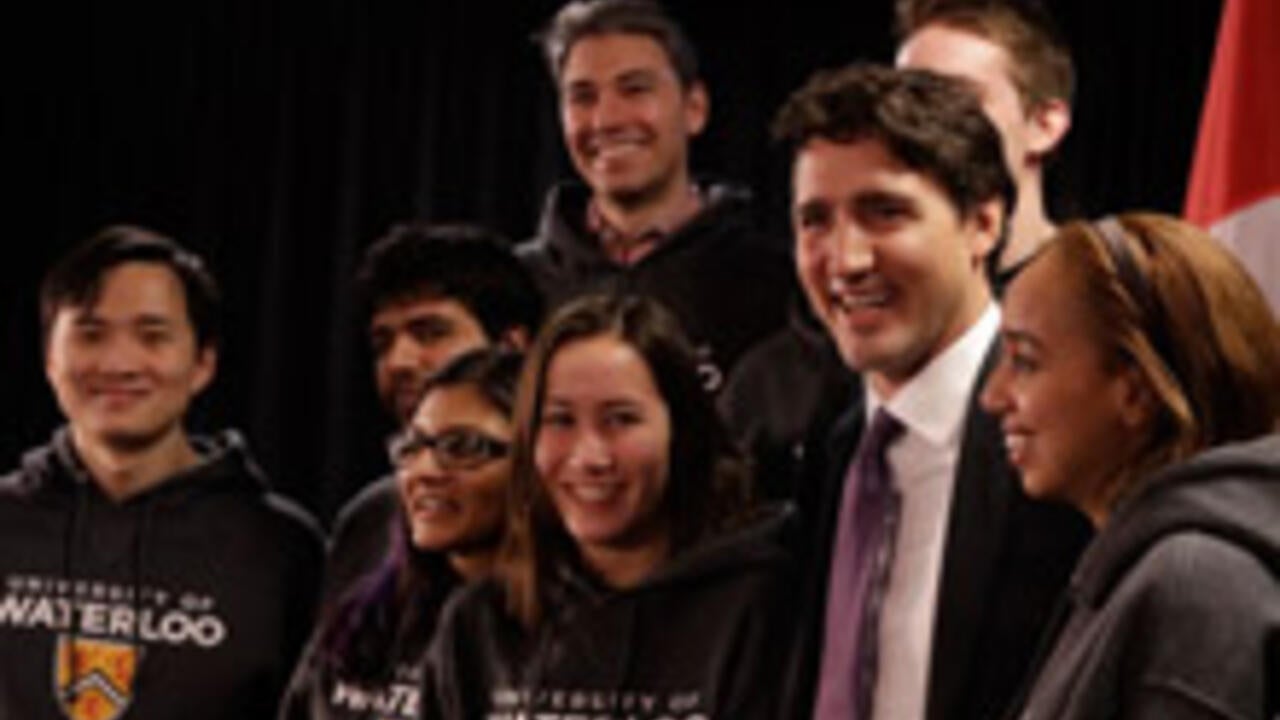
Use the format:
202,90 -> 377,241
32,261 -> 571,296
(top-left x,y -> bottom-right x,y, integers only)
0,225 -> 324,719
517,0 -> 793,394
322,222 -> 542,608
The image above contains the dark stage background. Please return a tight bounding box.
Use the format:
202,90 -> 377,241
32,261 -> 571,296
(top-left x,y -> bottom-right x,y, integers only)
2,1 -> 1225,522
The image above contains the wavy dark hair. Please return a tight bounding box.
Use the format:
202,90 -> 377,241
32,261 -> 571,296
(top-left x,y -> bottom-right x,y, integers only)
314,348 -> 522,682
497,294 -> 752,629
774,63 -> 1015,281
356,221 -> 543,340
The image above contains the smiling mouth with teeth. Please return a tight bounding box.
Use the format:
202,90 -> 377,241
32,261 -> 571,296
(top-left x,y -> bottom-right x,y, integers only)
835,292 -> 891,310
408,493 -> 457,515
1002,433 -> 1029,464
564,482 -> 624,504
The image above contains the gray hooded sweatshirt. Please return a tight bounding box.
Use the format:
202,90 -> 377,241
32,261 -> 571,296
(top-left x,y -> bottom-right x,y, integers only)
1011,434 -> 1280,720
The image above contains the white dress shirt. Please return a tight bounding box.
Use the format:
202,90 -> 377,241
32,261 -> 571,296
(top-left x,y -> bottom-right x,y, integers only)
862,303 -> 999,720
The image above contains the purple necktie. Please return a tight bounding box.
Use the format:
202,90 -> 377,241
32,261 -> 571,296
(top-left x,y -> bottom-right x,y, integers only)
814,409 -> 904,720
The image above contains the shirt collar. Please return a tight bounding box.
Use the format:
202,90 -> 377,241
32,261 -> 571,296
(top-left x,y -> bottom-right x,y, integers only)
866,302 -> 1000,448
585,186 -> 704,266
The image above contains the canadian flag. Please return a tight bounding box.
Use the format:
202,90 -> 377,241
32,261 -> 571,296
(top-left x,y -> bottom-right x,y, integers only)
1184,0 -> 1280,312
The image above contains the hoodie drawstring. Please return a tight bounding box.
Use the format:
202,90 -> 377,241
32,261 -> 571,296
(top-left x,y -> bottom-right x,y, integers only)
59,476 -> 90,705
130,494 -> 155,689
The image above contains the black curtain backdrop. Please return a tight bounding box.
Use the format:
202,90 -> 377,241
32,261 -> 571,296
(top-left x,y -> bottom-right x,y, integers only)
2,1 -> 1224,522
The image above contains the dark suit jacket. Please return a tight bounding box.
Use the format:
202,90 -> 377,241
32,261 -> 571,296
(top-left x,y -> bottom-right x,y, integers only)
785,344 -> 1093,720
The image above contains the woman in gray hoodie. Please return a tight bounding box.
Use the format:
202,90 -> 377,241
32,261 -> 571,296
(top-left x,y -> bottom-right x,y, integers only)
981,212 -> 1280,719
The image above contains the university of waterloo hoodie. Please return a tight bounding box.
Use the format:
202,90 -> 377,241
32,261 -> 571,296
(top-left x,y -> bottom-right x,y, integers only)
1012,434 -> 1280,720
0,427 -> 325,720
422,510 -> 796,720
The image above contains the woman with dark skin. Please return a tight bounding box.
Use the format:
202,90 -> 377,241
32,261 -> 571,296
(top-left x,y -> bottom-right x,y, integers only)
279,349 -> 521,720
981,213 -> 1280,719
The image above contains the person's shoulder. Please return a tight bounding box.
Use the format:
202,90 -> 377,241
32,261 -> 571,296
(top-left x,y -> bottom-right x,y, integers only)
331,475 -> 397,534
445,577 -> 505,615
692,181 -> 787,253
260,490 -> 326,550
0,466 -> 33,499
1130,530 -> 1278,611
192,431 -> 324,546
1093,530 -> 1280,716
652,506 -> 799,599
0,436 -> 64,501
434,578 -> 513,647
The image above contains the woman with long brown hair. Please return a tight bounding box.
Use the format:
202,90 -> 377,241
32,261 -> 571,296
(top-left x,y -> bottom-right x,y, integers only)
423,294 -> 792,720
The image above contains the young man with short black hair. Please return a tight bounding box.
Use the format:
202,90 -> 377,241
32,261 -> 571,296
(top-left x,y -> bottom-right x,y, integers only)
323,222 -> 542,605
0,225 -> 324,719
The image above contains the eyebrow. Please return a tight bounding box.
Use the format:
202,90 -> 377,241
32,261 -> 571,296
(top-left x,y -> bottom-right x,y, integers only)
615,68 -> 659,84
565,66 -> 660,89
600,398 -> 642,411
793,197 -> 829,213
414,422 -> 487,437
1002,328 -> 1044,350
71,313 -> 175,328
135,315 -> 175,327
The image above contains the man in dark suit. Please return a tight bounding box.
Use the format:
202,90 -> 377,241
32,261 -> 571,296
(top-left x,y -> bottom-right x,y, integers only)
777,65 -> 1091,720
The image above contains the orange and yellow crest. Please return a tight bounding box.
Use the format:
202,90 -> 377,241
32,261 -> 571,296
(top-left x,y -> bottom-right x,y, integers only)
53,635 -> 141,720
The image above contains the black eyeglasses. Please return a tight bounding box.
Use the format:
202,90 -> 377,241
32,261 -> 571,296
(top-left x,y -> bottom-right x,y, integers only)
386,427 -> 510,471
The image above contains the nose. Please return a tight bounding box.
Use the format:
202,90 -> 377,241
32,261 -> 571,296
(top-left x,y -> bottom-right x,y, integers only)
979,355 -> 1011,416
567,428 -> 613,474
589,89 -> 627,132
399,448 -> 451,488
97,334 -> 145,376
385,333 -> 425,374
830,217 -> 874,279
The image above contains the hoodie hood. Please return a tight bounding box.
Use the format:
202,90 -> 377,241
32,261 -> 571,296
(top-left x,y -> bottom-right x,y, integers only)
525,180 -> 757,277
551,503 -> 795,603
1072,434 -> 1280,606
8,425 -> 269,505
517,177 -> 796,402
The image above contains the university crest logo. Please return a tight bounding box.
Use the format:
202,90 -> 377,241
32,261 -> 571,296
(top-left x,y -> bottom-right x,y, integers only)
52,635 -> 142,720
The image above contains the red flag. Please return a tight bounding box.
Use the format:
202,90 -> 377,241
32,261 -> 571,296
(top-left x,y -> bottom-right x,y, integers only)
1184,0 -> 1280,312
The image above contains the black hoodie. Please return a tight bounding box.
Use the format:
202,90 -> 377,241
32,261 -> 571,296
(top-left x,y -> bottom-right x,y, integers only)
0,427 -> 325,720
1011,434 -> 1280,720
279,549 -> 462,720
422,510 -> 796,720
517,181 -> 795,394
719,299 -> 858,501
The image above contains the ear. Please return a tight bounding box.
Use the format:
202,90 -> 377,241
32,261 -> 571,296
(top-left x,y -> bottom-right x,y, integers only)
1027,97 -> 1071,159
1113,363 -> 1155,431
190,346 -> 218,396
498,326 -> 531,351
965,196 -> 1005,266
683,81 -> 709,137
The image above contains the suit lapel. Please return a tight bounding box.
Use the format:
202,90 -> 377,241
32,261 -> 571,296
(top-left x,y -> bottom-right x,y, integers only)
788,397 -> 867,719
925,342 -> 1016,720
